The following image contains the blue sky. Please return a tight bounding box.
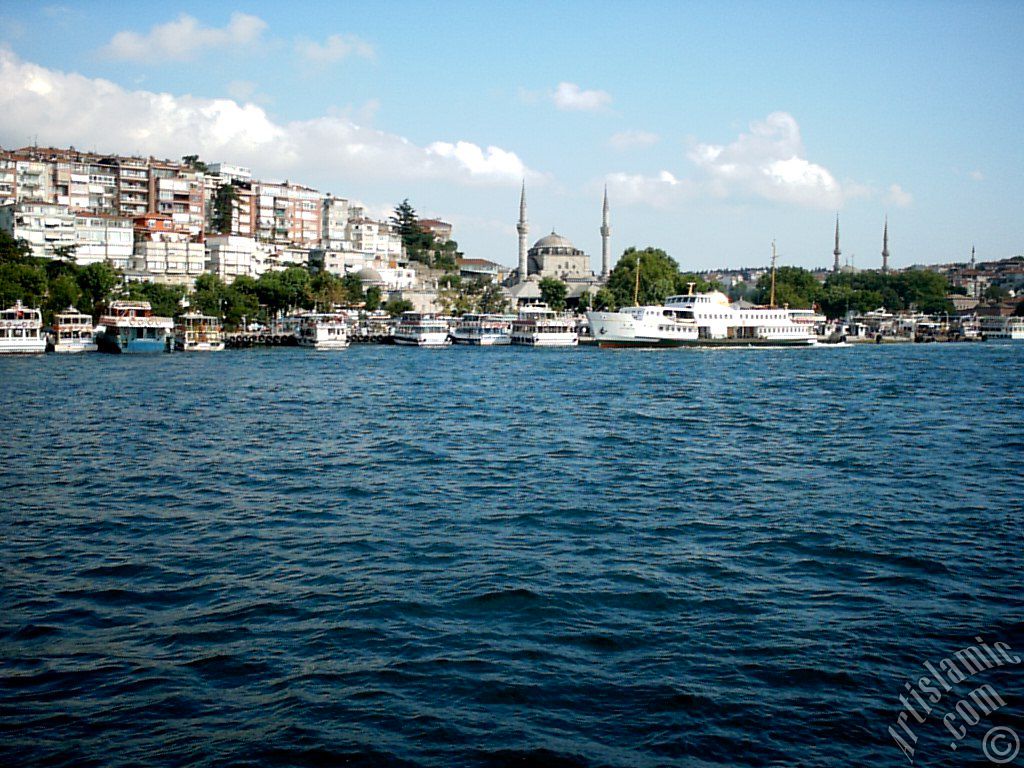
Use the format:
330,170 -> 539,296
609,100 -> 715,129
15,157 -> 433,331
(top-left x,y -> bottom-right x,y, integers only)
1,1 -> 1021,272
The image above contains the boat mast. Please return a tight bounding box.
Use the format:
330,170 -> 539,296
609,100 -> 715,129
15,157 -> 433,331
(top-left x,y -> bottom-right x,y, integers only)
633,252 -> 641,306
769,240 -> 778,309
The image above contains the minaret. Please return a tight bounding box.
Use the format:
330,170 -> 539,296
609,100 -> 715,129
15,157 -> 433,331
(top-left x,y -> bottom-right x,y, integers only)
832,215 -> 841,273
881,217 -> 890,273
970,245 -> 976,269
517,180 -> 528,283
600,184 -> 611,279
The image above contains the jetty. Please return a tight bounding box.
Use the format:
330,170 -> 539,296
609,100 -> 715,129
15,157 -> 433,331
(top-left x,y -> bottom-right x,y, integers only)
224,330 -> 298,349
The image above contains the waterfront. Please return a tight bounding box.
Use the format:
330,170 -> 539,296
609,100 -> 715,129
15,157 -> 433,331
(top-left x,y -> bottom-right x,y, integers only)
2,343 -> 1023,767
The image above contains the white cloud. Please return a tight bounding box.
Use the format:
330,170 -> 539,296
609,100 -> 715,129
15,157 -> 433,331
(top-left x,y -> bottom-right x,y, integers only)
295,34 -> 375,65
0,49 -> 530,187
100,12 -> 267,63
608,130 -> 660,150
687,112 -> 842,208
969,169 -> 984,181
551,82 -> 612,112
885,183 -> 913,208
606,170 -> 695,210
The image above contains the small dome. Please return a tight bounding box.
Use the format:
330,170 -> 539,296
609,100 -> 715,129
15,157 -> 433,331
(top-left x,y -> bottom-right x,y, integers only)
532,231 -> 575,250
355,267 -> 383,283
709,290 -> 730,306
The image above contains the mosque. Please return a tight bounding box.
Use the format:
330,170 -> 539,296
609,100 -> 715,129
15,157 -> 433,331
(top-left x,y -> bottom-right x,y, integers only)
505,182 -> 611,307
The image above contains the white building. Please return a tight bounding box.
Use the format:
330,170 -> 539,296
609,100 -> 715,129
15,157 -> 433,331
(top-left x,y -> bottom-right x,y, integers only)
132,240 -> 206,286
206,235 -> 259,282
72,213 -> 134,266
0,201 -> 76,258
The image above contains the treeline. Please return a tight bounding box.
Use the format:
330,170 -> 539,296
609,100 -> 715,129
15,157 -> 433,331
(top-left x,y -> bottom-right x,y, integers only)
752,268 -> 955,317
591,247 -> 723,310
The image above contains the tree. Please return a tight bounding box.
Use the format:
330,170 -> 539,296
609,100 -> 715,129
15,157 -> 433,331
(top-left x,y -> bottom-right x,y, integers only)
212,183 -> 237,234
125,282 -> 187,318
477,283 -> 509,314
0,262 -> 47,308
364,285 -> 382,312
754,266 -> 819,308
384,298 -> 414,316
390,199 -> 436,265
76,262 -> 119,315
181,154 -> 209,173
539,277 -> 568,311
192,273 -> 228,316
983,284 -> 1010,303
46,274 -> 81,316
605,247 -> 698,307
0,229 -> 33,264
592,287 -> 616,311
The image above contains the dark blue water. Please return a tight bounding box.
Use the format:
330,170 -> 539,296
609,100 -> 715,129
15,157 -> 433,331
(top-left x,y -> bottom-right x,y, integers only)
2,344 -> 1022,767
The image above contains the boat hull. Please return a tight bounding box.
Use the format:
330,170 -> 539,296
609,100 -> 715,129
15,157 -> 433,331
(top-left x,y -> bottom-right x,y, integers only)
0,339 -> 47,354
97,330 -> 169,354
53,341 -> 98,353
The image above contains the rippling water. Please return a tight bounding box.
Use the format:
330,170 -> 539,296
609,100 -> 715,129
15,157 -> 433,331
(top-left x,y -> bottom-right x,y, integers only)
2,343 -> 1022,767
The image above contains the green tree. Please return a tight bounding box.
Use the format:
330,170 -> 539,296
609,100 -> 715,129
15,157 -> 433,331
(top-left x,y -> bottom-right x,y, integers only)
754,266 -> 820,308
46,274 -> 82,317
592,287 -> 616,311
385,298 -> 414,316
605,247 -> 696,307
212,183 -> 237,234
539,277 -> 568,311
364,285 -> 382,312
984,284 -> 1010,303
0,229 -> 33,264
0,262 -> 48,308
76,262 -> 119,315
390,199 -> 436,265
181,154 -> 209,173
477,283 -> 509,314
192,273 -> 228,316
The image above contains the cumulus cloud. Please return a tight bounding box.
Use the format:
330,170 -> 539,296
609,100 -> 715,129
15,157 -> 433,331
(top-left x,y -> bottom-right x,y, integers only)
606,170 -> 695,210
687,112 -> 842,208
551,82 -> 612,112
885,183 -> 913,207
608,130 -> 660,150
969,169 -> 984,181
100,12 -> 267,63
295,34 -> 375,65
0,49 -> 529,187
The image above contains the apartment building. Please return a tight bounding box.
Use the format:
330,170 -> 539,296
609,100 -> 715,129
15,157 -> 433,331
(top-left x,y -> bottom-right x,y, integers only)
206,235 -> 259,283
0,201 -> 76,258
72,212 -> 134,267
255,181 -> 323,247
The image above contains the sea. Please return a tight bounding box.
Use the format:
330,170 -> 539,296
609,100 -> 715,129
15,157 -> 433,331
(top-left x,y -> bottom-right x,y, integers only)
1,342 -> 1022,768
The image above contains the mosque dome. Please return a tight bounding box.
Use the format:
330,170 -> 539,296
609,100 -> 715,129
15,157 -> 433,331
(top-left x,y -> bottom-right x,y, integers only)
355,267 -> 384,284
532,231 -> 576,251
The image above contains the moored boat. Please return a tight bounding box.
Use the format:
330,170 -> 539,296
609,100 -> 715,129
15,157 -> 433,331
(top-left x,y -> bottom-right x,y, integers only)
393,312 -> 451,347
95,300 -> 172,354
296,312 -> 350,350
174,312 -> 225,351
450,313 -> 512,345
0,300 -> 47,354
52,306 -> 97,353
510,304 -> 578,347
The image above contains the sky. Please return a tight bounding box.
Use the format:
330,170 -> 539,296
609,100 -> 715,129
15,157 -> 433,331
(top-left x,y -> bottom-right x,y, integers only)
1,0 -> 1022,273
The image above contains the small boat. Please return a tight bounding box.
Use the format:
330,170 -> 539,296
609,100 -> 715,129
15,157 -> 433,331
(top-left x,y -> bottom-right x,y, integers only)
0,300 -> 47,354
174,312 -> 225,351
450,313 -> 512,345
296,312 -> 350,350
393,312 -> 451,347
95,300 -> 173,354
52,306 -> 98,353
510,304 -> 578,346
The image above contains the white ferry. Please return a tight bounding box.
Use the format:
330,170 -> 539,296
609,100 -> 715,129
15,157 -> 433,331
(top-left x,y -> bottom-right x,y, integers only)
95,300 -> 173,354
296,312 -> 350,350
393,312 -> 451,347
510,304 -> 578,347
52,306 -> 97,353
588,289 -> 817,348
980,315 -> 1024,340
0,300 -> 47,354
174,312 -> 225,351
450,314 -> 512,345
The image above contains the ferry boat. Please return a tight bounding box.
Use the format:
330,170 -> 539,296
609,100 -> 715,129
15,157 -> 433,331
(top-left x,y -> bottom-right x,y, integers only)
393,312 -> 451,347
174,312 -> 225,351
450,313 -> 512,345
588,289 -> 817,348
52,306 -> 97,353
980,315 -> 1024,340
296,312 -> 350,350
0,300 -> 47,354
95,300 -> 173,354
510,304 -> 578,346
